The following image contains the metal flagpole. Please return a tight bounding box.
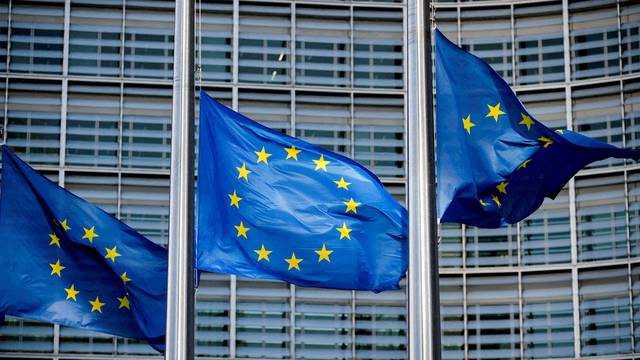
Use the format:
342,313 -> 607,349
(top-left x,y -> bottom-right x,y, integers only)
166,0 -> 195,358
406,0 -> 441,358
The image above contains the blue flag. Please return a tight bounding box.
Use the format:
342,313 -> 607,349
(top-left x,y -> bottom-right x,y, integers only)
196,90 -> 407,292
435,29 -> 640,228
0,146 -> 167,349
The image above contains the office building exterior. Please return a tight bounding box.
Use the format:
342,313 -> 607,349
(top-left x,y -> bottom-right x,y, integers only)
0,0 -> 638,359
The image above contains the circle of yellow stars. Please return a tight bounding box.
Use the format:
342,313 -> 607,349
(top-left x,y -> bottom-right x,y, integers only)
228,144 -> 363,272
462,102 -> 562,211
48,218 -> 131,315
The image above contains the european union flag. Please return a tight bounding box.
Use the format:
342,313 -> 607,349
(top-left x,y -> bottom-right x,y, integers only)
435,29 -> 640,228
0,146 -> 167,349
196,90 -> 407,292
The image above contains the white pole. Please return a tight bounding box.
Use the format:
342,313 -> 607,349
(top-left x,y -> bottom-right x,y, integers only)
165,0 -> 195,358
406,0 -> 441,359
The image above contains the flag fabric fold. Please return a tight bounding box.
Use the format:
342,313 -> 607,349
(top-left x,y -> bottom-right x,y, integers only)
196,90 -> 408,292
435,28 -> 640,228
0,146 -> 167,349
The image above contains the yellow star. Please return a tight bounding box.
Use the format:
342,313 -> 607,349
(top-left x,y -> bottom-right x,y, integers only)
518,159 -> 531,170
479,199 -> 489,207
48,233 -> 61,247
486,102 -> 505,122
491,194 -> 502,208
121,272 -> 131,284
236,163 -> 251,181
313,154 -> 330,171
254,245 -> 272,262
284,145 -> 302,160
50,259 -> 65,277
89,296 -> 105,313
58,219 -> 71,231
82,226 -> 99,243
285,252 -> 303,271
538,136 -> 553,148
334,177 -> 351,190
235,221 -> 250,239
255,147 -> 272,165
117,295 -> 130,310
462,115 -> 475,135
496,182 -> 509,195
336,222 -> 352,240
519,113 -> 534,131
64,284 -> 80,301
315,244 -> 333,263
556,129 -> 565,135
228,190 -> 242,208
105,246 -> 121,263
343,198 -> 361,214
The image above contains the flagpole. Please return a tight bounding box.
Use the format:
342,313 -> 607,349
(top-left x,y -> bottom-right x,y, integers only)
166,0 -> 195,358
406,0 -> 441,359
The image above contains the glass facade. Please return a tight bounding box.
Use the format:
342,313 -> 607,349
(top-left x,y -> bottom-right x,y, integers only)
0,0 -> 639,359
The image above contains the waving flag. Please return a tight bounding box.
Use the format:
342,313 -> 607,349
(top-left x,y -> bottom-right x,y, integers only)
196,90 -> 407,292
0,146 -> 167,349
435,28 -> 640,228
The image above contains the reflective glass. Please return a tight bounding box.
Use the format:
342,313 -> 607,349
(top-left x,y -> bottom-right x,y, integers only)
0,316 -> 54,353
465,225 -> 517,267
569,0 -> 620,80
624,79 -> 640,154
195,273 -> 231,357
438,223 -> 463,268
621,0 -> 640,74
0,2 -> 8,72
119,175 -> 169,247
295,92 -> 351,157
239,2 -> 291,85
522,272 -> 574,359
514,3 -> 564,85
69,3 -> 122,77
439,276 -> 464,360
579,266 -> 632,356
296,6 -> 350,87
576,174 -> 628,262
628,171 -> 640,256
199,0 -> 233,82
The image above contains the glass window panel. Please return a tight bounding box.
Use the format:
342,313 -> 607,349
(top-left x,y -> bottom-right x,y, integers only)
466,275 -> 520,359
59,327 -> 115,354
295,287 -> 352,359
438,223 -> 462,268
434,9 -> 458,43
521,189 -> 571,265
238,89 -> 291,134
0,2 -> 8,72
628,171 -> 640,256
295,92 -> 351,157
120,175 -> 169,247
624,79 -> 640,152
353,8 -> 403,89
573,83 -> 624,168
6,79 -> 61,165
9,0 -> 64,74
518,89 -> 567,131
579,266 -> 632,356
631,264 -> 640,353
354,94 -> 404,178
296,6 -> 350,87
460,7 -> 513,85
465,225 -> 517,267
239,2 -> 290,85
514,3 -> 565,85
522,272 -> 574,359
576,174 -> 627,261
121,85 -> 172,169
124,0 -> 174,79
0,316 -> 54,353
195,273 -> 230,358
236,278 -> 290,358
383,182 -> 405,205
66,82 -> 120,167
439,276 -> 463,360
69,3 -> 122,77
621,0 -> 640,74
199,0 -> 233,82
354,280 -> 407,360
569,0 -> 620,80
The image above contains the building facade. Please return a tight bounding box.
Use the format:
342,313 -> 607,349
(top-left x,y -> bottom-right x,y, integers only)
0,0 -> 638,359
